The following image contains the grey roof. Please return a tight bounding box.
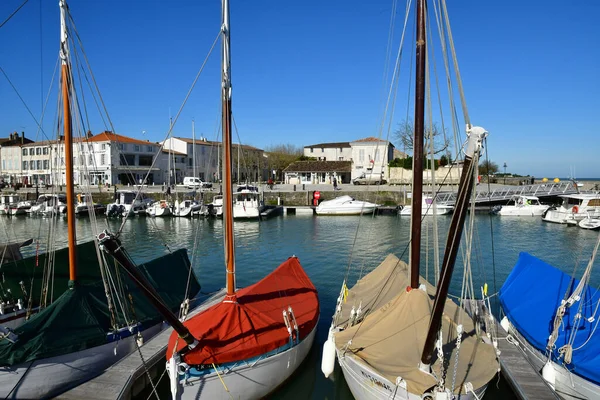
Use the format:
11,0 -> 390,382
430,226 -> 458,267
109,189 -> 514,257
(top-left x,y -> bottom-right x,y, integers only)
304,142 -> 351,149
284,161 -> 352,173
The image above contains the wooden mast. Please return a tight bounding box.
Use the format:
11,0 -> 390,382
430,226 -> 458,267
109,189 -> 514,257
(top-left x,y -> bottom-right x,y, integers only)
60,0 -> 77,284
221,0 -> 236,300
410,0 -> 426,289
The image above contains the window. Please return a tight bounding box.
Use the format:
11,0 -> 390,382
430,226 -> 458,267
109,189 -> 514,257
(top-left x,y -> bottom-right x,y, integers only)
43,147 -> 49,155
43,160 -> 49,169
29,148 -> 34,156
36,160 -> 42,169
359,149 -> 365,162
101,143 -> 106,150
321,148 -> 324,153
22,149 -> 27,156
118,143 -> 125,151
23,161 -> 28,170
100,154 -> 106,165
147,145 -> 153,152
88,155 -> 93,165
189,158 -> 193,166
134,145 -> 140,151
375,149 -> 380,162
36,147 -> 41,155
120,154 -> 135,165
54,157 -> 57,167
338,157 -> 344,161
1,160 -> 4,170
138,155 -> 153,166
310,148 -> 313,153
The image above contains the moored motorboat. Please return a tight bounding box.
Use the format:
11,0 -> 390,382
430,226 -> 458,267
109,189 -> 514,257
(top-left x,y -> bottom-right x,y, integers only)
494,195 -> 549,216
399,195 -> 453,216
315,195 -> 378,215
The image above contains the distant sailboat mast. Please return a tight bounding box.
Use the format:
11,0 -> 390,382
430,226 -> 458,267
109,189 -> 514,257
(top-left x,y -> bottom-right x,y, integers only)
221,0 -> 236,300
60,0 -> 77,283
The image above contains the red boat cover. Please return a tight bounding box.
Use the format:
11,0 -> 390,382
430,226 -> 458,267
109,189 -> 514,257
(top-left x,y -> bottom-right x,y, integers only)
167,257 -> 319,365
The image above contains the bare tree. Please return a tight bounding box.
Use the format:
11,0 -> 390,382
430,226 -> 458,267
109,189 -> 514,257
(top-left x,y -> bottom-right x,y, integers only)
395,119 -> 450,156
264,144 -> 303,181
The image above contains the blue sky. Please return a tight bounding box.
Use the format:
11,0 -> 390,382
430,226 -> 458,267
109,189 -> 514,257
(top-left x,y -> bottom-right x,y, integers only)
0,0 -> 598,178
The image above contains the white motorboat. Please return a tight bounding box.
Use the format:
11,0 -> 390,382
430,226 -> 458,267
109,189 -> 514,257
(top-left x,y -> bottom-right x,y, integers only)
233,185 -> 264,219
579,215 -> 600,230
147,200 -> 173,217
542,193 -> 600,224
105,190 -> 151,217
206,195 -> 223,217
494,195 -> 549,216
173,199 -> 203,217
400,195 -> 453,216
28,194 -> 67,216
315,195 -> 379,215
9,201 -> 32,216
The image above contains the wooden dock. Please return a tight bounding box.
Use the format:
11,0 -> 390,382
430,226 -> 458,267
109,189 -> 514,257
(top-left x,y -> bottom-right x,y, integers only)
58,289 -> 226,400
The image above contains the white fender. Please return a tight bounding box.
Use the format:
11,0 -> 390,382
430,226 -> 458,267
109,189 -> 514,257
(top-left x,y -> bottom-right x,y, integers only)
321,330 -> 336,378
500,316 -> 510,333
167,356 -> 178,399
542,360 -> 556,390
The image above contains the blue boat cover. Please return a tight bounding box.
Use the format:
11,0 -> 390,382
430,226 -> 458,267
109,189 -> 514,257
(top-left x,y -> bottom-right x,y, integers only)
500,252 -> 600,385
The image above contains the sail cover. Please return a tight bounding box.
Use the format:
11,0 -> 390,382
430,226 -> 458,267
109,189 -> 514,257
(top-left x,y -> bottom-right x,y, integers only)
168,257 -> 319,365
335,254 -> 498,395
0,247 -> 199,366
500,252 -> 600,385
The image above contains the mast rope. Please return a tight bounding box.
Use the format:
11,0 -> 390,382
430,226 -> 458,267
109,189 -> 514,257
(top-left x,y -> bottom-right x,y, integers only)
0,0 -> 29,29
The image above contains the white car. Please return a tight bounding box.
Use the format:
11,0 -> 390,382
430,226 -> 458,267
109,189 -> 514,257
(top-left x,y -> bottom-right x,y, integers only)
183,177 -> 213,189
352,173 -> 387,185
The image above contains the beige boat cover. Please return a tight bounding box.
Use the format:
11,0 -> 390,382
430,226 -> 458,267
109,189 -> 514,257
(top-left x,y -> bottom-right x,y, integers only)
335,254 -> 498,395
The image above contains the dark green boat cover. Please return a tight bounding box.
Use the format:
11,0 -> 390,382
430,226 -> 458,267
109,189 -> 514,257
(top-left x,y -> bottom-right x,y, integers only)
0,241 -> 105,305
0,245 -> 200,367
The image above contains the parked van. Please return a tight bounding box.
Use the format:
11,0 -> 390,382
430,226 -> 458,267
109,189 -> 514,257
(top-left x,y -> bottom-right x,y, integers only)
183,177 -> 212,189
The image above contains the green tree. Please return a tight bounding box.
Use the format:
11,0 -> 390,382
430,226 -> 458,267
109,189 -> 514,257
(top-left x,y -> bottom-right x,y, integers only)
264,144 -> 303,181
479,160 -> 499,176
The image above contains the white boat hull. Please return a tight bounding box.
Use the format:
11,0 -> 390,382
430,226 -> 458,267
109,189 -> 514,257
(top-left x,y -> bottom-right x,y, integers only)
316,205 -> 378,215
337,349 -> 486,400
0,322 -> 165,399
542,209 -> 582,224
233,204 -> 262,219
579,218 -> 600,230
400,205 -> 453,216
175,323 -> 316,400
506,320 -> 598,400
149,206 -> 172,217
497,205 -> 549,216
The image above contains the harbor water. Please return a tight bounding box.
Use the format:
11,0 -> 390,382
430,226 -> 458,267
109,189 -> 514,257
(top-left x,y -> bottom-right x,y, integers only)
2,212 -> 599,399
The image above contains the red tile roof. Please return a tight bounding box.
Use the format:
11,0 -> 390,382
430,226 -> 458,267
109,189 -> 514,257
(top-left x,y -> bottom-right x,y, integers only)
86,131 -> 154,146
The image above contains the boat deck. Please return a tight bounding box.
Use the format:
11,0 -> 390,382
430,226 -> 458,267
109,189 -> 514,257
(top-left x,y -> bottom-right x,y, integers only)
57,289 -> 226,400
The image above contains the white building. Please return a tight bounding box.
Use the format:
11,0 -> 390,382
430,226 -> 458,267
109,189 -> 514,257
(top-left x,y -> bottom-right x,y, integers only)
161,137 -> 265,183
1,131 -> 164,186
303,141 -> 352,161
349,137 -> 394,179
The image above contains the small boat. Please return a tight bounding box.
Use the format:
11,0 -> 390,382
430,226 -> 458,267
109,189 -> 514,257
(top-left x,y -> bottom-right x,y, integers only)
579,215 -> 600,230
542,193 -> 600,224
315,195 -> 379,215
173,199 -> 203,217
9,201 -> 32,216
147,199 -> 173,217
0,195 -> 20,215
74,194 -> 106,216
494,195 -> 550,216
0,238 -> 34,329
28,194 -> 67,216
105,190 -> 151,217
233,184 -> 264,219
400,195 -> 453,216
261,205 -> 284,218
500,249 -> 600,400
206,194 -> 223,217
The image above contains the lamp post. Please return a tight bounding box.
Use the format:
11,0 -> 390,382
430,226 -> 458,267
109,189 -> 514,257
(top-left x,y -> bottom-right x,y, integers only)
503,162 -> 507,185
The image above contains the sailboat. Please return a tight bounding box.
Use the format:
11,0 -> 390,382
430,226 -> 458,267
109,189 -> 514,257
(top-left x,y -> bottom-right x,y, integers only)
320,1 -> 498,399
0,2 -> 199,397
99,1 -> 319,398
499,237 -> 600,400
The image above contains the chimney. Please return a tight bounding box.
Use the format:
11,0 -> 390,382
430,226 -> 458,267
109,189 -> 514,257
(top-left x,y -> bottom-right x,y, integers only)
87,130 -> 93,138
21,131 -> 24,144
